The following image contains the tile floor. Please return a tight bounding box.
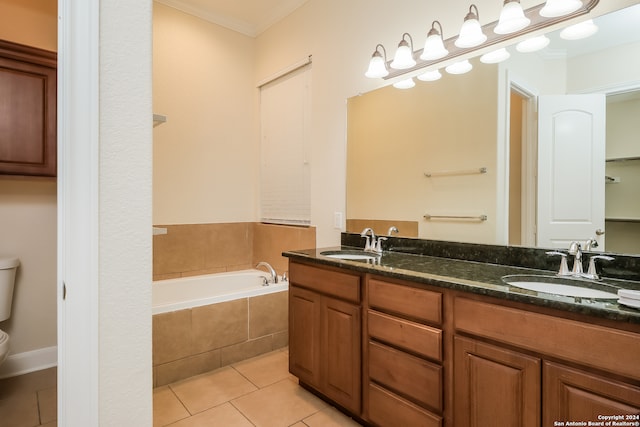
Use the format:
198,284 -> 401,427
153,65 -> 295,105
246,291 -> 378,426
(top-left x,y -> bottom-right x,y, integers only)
154,348 -> 363,427
0,366 -> 57,427
0,348 -> 362,427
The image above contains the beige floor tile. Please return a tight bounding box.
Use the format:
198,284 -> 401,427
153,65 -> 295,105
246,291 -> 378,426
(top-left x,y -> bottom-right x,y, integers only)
153,386 -> 190,427
232,350 -> 293,388
290,423 -> 306,427
168,402 -> 254,427
303,407 -> 363,427
0,367 -> 57,400
0,391 -> 40,427
170,367 -> 257,414
38,386 -> 57,424
231,378 -> 327,427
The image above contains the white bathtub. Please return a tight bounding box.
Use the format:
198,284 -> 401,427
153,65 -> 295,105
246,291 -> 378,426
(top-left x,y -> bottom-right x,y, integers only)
152,269 -> 288,315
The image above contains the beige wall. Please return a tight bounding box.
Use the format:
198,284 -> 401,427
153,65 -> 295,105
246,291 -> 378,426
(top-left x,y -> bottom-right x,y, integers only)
0,0 -> 57,359
153,3 -> 258,225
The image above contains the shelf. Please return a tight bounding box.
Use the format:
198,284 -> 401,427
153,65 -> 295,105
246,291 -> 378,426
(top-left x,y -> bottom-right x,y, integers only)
605,218 -> 640,223
153,114 -> 167,127
605,156 -> 640,163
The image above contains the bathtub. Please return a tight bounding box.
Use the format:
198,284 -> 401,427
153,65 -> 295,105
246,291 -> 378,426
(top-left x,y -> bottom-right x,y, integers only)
152,268 -> 290,386
152,269 -> 288,315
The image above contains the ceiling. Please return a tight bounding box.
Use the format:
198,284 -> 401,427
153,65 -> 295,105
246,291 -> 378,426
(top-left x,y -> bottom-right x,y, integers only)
155,0 -> 309,37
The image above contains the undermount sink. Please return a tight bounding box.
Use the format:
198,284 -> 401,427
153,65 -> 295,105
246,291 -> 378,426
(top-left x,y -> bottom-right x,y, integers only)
320,250 -> 380,261
501,275 -> 619,299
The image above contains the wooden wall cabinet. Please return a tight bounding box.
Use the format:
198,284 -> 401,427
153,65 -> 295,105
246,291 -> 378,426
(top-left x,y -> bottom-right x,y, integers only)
0,40 -> 57,177
288,261 -> 361,414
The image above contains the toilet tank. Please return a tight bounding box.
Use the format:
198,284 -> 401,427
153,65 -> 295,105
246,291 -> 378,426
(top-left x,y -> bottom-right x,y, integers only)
0,257 -> 19,322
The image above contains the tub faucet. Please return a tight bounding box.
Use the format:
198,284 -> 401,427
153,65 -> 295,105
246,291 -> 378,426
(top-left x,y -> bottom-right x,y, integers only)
256,262 -> 278,284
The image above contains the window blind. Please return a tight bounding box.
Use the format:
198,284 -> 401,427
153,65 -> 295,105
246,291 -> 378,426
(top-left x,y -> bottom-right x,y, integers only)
259,64 -> 311,225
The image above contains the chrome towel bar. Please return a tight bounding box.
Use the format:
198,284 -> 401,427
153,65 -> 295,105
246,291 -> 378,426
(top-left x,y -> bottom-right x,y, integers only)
424,214 -> 488,221
424,167 -> 487,178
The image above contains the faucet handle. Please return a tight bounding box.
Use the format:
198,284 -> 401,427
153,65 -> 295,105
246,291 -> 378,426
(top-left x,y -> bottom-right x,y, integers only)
546,251 -> 570,276
586,255 -> 614,280
362,235 -> 372,251
376,236 -> 387,253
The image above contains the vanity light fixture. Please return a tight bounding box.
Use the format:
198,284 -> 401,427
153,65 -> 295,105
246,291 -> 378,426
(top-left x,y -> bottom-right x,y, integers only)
445,59 -> 473,75
390,33 -> 416,70
417,69 -> 443,81
494,0 -> 531,34
560,19 -> 598,40
540,0 -> 582,17
393,77 -> 416,89
421,21 -> 449,61
516,35 -> 550,53
455,5 -> 487,48
365,44 -> 389,78
480,47 -> 511,64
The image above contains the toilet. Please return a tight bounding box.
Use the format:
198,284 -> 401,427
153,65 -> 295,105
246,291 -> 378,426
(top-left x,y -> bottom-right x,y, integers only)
0,256 -> 19,366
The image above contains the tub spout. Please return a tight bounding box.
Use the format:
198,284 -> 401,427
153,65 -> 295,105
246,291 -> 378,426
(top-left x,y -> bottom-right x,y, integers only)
256,262 -> 278,284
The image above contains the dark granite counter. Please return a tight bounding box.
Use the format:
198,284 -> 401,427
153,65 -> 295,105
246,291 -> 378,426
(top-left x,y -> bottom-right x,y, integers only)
283,245 -> 640,325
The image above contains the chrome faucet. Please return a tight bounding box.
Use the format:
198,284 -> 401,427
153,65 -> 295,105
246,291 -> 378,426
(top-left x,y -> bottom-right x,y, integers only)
361,228 -> 384,254
568,241 -> 583,275
584,255 -> 614,280
360,228 -> 376,252
584,238 -> 599,251
387,226 -> 399,236
256,262 -> 278,284
546,251 -> 570,276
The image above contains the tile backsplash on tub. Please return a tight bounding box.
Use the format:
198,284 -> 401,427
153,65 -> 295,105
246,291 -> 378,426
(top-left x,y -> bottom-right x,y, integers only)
153,222 -> 315,280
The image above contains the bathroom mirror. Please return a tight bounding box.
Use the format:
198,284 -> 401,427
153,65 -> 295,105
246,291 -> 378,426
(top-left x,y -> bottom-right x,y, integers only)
346,3 -> 640,255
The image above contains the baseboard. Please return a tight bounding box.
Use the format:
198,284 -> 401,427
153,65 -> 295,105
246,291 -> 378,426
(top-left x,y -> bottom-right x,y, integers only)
0,346 -> 57,379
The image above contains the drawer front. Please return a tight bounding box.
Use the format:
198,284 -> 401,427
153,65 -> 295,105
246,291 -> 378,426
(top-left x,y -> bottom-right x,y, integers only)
454,297 -> 640,381
368,383 -> 442,427
368,278 -> 441,325
368,310 -> 442,362
289,261 -> 360,302
368,341 -> 442,411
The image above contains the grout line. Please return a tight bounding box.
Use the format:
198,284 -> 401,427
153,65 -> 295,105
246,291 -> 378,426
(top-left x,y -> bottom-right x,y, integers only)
228,400 -> 258,427
166,384 -> 193,418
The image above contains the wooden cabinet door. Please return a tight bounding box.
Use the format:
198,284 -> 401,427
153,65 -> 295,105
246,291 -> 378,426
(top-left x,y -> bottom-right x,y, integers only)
544,361 -> 640,425
289,286 -> 321,388
322,296 -> 361,414
0,40 -> 57,177
454,336 -> 541,427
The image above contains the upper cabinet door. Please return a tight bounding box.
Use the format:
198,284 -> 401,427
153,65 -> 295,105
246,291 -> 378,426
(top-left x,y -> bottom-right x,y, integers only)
0,40 -> 57,177
537,94 -> 606,249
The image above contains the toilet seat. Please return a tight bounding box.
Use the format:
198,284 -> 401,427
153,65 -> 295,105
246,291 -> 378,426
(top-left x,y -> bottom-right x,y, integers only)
0,329 -> 9,365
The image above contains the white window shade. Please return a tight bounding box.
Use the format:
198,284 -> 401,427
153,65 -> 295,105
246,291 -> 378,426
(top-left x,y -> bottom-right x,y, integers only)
259,64 -> 311,225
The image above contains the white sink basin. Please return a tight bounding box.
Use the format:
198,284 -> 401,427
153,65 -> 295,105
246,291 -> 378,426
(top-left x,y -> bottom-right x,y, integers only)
320,250 -> 380,261
502,275 -> 618,299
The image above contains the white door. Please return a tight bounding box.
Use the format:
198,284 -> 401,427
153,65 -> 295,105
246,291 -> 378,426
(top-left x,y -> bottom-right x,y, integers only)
537,95 -> 606,249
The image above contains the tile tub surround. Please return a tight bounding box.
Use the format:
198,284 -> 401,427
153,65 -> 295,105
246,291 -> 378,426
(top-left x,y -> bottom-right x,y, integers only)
153,222 -> 315,280
152,291 -> 288,387
341,232 -> 640,282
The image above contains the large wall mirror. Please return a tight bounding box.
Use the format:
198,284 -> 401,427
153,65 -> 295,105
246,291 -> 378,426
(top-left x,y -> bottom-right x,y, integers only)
347,2 -> 640,256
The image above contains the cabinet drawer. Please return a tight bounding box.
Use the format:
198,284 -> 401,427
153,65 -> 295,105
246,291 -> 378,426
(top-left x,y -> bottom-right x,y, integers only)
368,341 -> 442,411
368,278 -> 441,325
368,310 -> 442,362
455,297 -> 640,381
368,383 -> 442,427
289,262 -> 360,303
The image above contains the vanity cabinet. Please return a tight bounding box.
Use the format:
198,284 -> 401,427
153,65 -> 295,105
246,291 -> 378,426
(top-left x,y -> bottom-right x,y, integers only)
454,336 -> 541,427
454,296 -> 640,426
288,261 -> 361,414
0,40 -> 57,177
365,278 -> 444,427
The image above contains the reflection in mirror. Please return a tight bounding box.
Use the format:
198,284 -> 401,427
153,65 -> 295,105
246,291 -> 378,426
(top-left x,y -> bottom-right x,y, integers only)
346,3 -> 640,255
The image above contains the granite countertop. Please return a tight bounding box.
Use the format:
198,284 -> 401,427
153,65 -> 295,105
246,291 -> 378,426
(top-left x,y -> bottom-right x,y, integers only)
284,246 -> 640,324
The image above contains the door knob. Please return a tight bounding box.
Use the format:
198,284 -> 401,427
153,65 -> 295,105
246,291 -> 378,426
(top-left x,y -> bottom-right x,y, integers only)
595,229 -> 605,236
